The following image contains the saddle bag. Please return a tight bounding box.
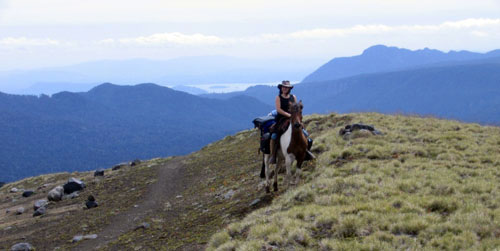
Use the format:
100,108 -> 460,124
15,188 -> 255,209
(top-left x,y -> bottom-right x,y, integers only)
252,115 -> 276,154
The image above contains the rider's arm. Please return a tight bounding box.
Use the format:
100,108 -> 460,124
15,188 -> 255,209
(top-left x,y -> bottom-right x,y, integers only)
275,96 -> 291,118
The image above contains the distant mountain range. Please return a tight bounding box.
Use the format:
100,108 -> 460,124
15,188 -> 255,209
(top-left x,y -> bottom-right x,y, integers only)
0,83 -> 272,182
205,45 -> 500,125
2,45 -> 499,182
302,45 -> 500,83
0,56 -> 322,95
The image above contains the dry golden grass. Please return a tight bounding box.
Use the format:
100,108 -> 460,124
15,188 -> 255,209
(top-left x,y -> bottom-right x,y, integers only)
208,112 -> 500,250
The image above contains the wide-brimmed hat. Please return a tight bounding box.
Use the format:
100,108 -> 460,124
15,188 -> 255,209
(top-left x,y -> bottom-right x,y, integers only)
277,80 -> 293,90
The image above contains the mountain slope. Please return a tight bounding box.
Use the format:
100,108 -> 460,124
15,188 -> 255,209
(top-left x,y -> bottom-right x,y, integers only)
1,112 -> 499,250
0,83 -> 272,182
0,122 -> 293,250
302,45 -> 500,83
209,112 -> 500,250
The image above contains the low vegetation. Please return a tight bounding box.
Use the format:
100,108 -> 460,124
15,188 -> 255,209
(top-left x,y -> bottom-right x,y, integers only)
1,112 -> 499,250
208,112 -> 500,250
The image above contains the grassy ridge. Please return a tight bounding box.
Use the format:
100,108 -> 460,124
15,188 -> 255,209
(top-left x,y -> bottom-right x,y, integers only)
208,113 -> 500,250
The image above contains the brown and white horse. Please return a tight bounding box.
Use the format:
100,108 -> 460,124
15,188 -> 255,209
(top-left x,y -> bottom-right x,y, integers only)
264,100 -> 309,192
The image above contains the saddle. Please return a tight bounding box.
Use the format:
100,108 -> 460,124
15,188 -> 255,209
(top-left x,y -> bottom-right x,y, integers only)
270,118 -> 290,136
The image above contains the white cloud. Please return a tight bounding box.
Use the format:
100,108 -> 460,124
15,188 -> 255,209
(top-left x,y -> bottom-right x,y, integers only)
95,18 -> 500,48
287,18 -> 500,40
0,37 -> 61,47
470,31 -> 489,37
100,32 -> 225,46
6,18 -> 500,50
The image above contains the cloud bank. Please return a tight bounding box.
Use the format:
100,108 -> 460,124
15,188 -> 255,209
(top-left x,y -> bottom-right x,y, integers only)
94,18 -> 500,47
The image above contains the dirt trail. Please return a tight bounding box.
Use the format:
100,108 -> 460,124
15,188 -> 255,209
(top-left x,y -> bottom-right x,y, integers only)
74,156 -> 188,251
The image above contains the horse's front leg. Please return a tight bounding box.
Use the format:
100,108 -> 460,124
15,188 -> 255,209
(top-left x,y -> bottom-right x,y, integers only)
295,159 -> 303,185
264,154 -> 271,193
273,158 -> 279,192
284,155 -> 294,188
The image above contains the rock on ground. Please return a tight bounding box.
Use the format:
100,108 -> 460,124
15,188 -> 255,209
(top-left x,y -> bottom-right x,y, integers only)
10,242 -> 34,251
72,234 -> 98,242
62,191 -> 79,200
16,207 -> 25,215
33,199 -> 47,211
134,222 -> 150,230
85,195 -> 98,209
94,169 -> 105,177
22,190 -> 34,198
223,189 -> 235,200
249,198 -> 261,207
112,163 -> 127,171
130,159 -> 141,166
33,206 -> 46,217
63,178 -> 85,194
47,186 -> 64,201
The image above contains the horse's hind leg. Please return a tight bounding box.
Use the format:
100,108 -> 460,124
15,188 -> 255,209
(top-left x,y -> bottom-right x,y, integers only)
264,154 -> 271,193
273,159 -> 279,192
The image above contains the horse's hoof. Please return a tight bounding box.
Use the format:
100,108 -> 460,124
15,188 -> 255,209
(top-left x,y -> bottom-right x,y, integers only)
265,186 -> 270,194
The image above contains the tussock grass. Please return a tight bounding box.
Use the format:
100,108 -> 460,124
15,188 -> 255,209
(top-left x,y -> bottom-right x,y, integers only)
208,112 -> 500,250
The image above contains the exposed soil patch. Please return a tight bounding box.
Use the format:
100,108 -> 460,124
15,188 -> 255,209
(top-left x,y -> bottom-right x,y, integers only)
74,156 -> 188,250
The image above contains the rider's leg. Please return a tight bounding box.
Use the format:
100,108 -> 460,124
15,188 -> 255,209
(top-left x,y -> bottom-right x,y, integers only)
302,129 -> 315,160
269,133 -> 278,164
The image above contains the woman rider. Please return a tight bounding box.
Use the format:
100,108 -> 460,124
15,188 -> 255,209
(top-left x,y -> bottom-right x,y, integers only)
269,80 -> 297,164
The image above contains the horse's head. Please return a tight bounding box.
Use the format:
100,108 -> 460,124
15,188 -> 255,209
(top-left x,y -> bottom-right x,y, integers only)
289,100 -> 304,129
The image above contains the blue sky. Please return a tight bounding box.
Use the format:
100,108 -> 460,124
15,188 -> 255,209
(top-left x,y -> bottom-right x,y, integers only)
1,0 -> 499,71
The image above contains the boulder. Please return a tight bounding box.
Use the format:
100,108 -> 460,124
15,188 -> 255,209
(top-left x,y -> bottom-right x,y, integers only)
85,195 -> 98,209
33,199 -> 47,211
339,123 -> 383,137
16,207 -> 25,215
94,169 -> 105,177
47,186 -> 64,201
63,178 -> 85,194
22,190 -> 34,198
134,222 -> 150,230
10,242 -> 34,251
112,163 -> 127,171
72,235 -> 83,243
249,198 -> 261,207
223,189 -> 235,200
72,234 -> 98,242
130,159 -> 141,166
33,206 -> 46,217
10,187 -> 18,193
62,191 -> 79,200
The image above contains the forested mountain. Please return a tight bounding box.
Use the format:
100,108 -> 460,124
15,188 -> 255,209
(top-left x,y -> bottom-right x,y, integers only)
204,59 -> 500,125
0,83 -> 272,182
302,45 -> 500,83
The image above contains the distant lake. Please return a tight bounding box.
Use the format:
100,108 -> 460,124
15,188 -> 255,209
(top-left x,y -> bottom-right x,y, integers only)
168,81 -> 298,93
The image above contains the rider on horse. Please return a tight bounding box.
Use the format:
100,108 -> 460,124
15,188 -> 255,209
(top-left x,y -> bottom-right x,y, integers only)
269,80 -> 314,164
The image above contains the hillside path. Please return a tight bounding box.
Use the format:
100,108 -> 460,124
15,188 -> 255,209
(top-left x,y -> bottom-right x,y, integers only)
74,156 -> 188,251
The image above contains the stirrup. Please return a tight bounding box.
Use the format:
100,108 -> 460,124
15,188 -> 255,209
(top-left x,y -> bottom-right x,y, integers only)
305,150 -> 315,161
